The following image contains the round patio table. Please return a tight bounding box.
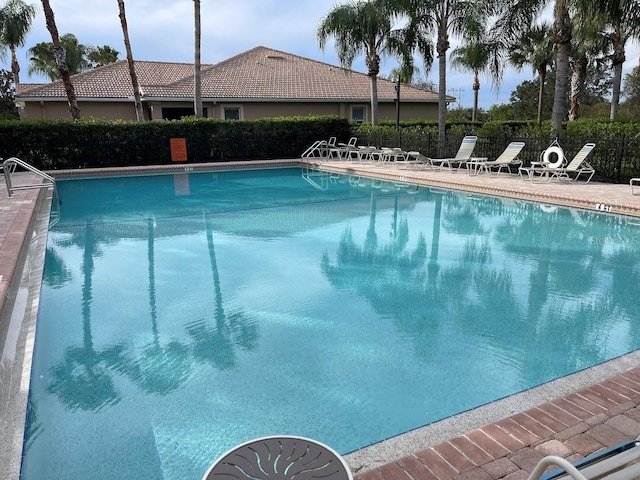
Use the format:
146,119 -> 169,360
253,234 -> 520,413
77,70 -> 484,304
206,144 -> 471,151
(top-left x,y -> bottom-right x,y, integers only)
202,436 -> 353,480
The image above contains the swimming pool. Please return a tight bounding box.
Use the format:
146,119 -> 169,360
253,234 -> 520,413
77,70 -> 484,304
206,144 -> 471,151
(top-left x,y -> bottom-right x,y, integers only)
22,167 -> 640,479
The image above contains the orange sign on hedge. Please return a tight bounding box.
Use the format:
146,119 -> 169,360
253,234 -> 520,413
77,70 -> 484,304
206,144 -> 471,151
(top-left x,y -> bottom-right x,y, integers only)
170,138 -> 188,162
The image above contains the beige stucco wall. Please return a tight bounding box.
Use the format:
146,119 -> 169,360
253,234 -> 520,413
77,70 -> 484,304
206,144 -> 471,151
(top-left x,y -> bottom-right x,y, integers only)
378,103 -> 438,122
239,102 -> 437,122
21,101 -> 138,121
19,99 -> 438,122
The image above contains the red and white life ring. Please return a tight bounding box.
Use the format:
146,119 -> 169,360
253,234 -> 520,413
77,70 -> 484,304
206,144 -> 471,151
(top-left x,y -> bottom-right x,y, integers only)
542,145 -> 564,168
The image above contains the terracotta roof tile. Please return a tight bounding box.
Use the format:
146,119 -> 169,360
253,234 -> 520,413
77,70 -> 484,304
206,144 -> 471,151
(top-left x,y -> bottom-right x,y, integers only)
16,45 -> 440,103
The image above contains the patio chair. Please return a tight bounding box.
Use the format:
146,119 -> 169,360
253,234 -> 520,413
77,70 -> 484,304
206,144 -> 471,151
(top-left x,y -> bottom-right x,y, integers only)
402,151 -> 439,171
329,137 -> 359,160
429,135 -> 478,171
469,141 -> 525,177
201,436 -> 353,480
527,435 -> 640,480
380,147 -> 408,166
301,137 -> 336,159
356,145 -> 383,163
522,143 -> 596,183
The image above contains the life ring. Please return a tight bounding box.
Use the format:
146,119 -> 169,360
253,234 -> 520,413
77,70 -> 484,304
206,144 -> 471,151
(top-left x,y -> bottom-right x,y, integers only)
540,204 -> 557,213
542,145 -> 564,168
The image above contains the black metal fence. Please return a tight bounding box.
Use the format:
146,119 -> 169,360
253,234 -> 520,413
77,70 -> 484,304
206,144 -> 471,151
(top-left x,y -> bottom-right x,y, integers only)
355,130 -> 640,183
0,119 -> 638,183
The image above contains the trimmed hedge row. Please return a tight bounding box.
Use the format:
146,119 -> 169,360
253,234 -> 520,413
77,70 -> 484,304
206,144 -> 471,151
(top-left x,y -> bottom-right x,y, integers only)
0,116 -> 638,182
356,119 -> 640,183
0,116 -> 352,170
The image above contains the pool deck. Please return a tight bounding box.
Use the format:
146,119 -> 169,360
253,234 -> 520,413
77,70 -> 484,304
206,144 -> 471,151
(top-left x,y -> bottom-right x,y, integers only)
2,159 -> 640,480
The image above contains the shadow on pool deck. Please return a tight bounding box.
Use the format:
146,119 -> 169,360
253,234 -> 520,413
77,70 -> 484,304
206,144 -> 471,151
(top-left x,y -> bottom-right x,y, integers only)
2,160 -> 640,480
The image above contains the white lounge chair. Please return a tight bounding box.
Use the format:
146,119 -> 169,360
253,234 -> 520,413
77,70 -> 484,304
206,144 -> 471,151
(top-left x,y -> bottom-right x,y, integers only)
521,143 -> 596,183
527,435 -> 640,479
329,137 -> 359,160
429,135 -> 478,171
403,151 -> 439,171
380,147 -> 407,166
469,141 -> 525,176
202,436 -> 353,480
301,136 -> 336,159
356,145 -> 383,163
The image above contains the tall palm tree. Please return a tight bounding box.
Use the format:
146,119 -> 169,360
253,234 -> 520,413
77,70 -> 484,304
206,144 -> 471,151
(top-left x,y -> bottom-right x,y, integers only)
508,22 -> 555,125
579,0 -> 640,120
492,0 -> 573,132
117,0 -> 144,122
450,34 -> 501,122
193,0 -> 202,117
27,33 -> 90,80
87,45 -> 119,68
317,0 -> 413,126
568,12 -> 610,120
40,0 -> 80,120
400,0 -> 488,139
0,0 -> 37,84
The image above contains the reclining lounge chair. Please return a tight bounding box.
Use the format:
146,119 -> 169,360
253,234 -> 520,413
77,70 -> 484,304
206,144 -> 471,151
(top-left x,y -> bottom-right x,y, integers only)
520,143 -> 596,183
469,141 -> 525,176
429,135 -> 478,171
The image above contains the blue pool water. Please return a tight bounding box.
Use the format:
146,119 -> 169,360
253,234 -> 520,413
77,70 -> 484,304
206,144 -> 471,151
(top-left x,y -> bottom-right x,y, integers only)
23,168 -> 640,479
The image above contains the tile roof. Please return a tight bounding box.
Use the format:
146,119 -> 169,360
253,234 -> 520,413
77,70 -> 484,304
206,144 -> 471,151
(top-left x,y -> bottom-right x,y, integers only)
15,46 -> 439,103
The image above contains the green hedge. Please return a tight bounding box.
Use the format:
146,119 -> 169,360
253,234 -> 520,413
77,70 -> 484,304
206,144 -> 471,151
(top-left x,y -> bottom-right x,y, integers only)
1,116 -> 638,182
355,119 -> 640,183
0,116 -> 352,170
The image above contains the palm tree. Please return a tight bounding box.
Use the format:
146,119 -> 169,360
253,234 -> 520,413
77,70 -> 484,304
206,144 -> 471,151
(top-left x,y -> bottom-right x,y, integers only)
450,35 -> 501,122
400,0 -> 488,139
568,13 -> 610,120
492,0 -> 573,132
579,0 -> 640,120
40,0 -> 80,120
0,0 -> 37,84
193,0 -> 202,117
507,22 -> 555,125
27,33 -> 90,80
87,45 -> 119,67
317,0 -> 413,126
117,0 -> 144,122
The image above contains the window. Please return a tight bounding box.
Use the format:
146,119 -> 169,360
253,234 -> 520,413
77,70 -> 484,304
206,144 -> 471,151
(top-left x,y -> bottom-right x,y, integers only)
161,107 -> 208,120
223,106 -> 242,120
351,106 -> 366,123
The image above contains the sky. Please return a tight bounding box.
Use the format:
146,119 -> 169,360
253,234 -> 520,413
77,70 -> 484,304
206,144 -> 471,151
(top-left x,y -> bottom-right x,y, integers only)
3,0 -> 640,111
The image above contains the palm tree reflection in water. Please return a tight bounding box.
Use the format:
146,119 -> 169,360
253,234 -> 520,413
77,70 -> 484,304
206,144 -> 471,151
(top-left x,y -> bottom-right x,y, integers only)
186,214 -> 259,371
126,217 -> 191,395
47,222 -> 128,412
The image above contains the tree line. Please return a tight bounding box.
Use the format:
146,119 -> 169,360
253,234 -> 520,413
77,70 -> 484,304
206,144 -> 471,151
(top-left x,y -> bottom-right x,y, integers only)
0,0 -> 202,121
317,0 -> 640,134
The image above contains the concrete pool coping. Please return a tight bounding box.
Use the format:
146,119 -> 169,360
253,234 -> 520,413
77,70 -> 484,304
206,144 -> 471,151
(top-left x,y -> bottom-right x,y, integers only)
1,158 -> 640,480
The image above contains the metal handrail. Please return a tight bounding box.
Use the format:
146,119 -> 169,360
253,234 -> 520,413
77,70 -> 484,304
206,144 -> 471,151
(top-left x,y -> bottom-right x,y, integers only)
2,157 -> 61,204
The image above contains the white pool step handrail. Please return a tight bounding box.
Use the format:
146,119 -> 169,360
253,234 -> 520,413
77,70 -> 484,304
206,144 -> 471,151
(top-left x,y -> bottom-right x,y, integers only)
301,170 -> 329,190
2,156 -> 61,204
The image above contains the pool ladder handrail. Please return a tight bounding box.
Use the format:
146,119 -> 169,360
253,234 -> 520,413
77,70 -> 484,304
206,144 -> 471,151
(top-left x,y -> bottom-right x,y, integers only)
2,156 -> 61,205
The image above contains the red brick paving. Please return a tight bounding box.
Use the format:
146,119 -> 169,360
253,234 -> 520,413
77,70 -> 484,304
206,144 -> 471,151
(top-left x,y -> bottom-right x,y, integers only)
354,373 -> 640,480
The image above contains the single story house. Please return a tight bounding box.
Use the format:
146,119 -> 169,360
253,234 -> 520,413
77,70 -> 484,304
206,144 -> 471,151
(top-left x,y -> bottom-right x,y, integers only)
15,46 -> 446,122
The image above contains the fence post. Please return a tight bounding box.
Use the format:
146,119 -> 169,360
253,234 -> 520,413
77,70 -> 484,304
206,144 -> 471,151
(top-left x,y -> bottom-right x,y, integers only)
616,134 -> 625,183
